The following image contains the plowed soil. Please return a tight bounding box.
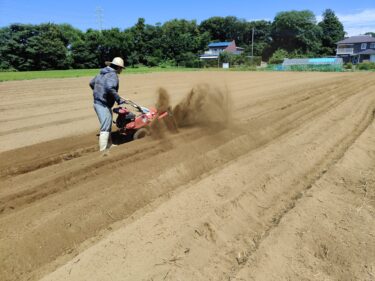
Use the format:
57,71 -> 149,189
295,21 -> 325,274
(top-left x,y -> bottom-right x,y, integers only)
0,72 -> 374,281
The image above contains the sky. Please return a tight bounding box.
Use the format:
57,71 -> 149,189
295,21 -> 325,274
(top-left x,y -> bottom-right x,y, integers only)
0,0 -> 374,36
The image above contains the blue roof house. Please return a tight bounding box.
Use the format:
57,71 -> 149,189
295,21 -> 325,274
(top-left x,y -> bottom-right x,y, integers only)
200,40 -> 244,60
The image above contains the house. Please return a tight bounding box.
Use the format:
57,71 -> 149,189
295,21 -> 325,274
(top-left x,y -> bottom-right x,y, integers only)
200,40 -> 244,60
336,35 -> 375,64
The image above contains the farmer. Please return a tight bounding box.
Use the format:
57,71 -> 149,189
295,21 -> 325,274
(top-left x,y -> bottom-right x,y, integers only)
90,57 -> 127,151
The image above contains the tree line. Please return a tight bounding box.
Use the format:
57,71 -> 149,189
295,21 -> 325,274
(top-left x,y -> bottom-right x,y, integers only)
0,9 -> 356,71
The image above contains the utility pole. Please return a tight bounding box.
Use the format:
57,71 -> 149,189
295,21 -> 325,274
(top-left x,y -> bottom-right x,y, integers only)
96,7 -> 104,32
251,27 -> 255,65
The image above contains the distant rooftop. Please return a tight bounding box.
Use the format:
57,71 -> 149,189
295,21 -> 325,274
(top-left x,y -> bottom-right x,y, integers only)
337,36 -> 375,44
208,42 -> 232,47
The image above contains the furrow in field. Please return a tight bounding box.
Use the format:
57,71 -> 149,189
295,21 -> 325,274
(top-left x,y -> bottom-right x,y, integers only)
38,82 -> 375,281
233,120 -> 375,281
0,72 -> 373,281
0,75 -> 364,213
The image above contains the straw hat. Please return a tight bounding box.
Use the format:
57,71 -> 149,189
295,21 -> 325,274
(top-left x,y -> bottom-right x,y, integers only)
105,57 -> 124,68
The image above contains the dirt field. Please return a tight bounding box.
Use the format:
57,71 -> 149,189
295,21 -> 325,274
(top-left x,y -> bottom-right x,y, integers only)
0,72 -> 374,281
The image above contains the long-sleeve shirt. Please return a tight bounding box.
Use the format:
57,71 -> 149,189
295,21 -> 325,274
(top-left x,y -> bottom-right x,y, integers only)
90,66 -> 122,108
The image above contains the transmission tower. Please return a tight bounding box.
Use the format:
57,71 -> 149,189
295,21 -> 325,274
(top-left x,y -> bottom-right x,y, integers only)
96,7 -> 104,31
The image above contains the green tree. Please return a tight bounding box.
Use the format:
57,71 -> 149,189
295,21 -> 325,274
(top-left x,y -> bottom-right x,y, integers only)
58,24 -> 84,68
1,10 -> 347,71
58,24 -> 83,46
143,24 -> 163,65
318,9 -> 345,55
0,24 -> 37,70
71,29 -> 103,68
365,32 -> 375,37
99,28 -> 128,62
160,19 -> 208,65
0,26 -> 14,69
243,20 -> 272,58
271,10 -> 322,56
199,17 -> 228,41
199,16 -> 246,43
0,23 -> 69,70
127,18 -> 147,65
27,23 -> 70,70
70,40 -> 98,69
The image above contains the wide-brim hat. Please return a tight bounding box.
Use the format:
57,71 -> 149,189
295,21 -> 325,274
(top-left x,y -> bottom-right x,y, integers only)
105,57 -> 125,68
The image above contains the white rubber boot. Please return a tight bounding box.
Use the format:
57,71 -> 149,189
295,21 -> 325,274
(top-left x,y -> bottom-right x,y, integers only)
99,131 -> 110,152
107,133 -> 117,149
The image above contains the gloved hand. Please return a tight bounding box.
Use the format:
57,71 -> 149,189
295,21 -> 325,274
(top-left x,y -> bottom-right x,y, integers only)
118,98 -> 126,105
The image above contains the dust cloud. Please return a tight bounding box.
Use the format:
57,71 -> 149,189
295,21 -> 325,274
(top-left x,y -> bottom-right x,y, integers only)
151,84 -> 232,139
155,87 -> 171,113
173,84 -> 232,128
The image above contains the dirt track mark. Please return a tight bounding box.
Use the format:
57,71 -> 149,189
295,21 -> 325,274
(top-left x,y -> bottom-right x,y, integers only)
222,91 -> 375,280
230,109 -> 375,279
0,133 -> 98,178
0,115 -> 94,137
0,108 -> 86,123
233,120 -> 375,281
0,128 -> 201,213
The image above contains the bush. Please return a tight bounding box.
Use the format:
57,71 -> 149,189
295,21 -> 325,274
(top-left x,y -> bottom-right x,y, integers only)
357,62 -> 375,70
201,59 -> 219,68
0,68 -> 17,72
288,64 -> 343,72
231,65 -> 257,71
269,49 -> 289,64
131,63 -> 145,69
219,51 -> 234,63
145,56 -> 160,67
158,59 -> 176,68
176,52 -> 201,68
232,54 -> 261,66
344,62 -> 353,70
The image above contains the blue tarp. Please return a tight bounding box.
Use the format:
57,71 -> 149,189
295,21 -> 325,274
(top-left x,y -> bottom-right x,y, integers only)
308,58 -> 337,64
283,58 -> 343,66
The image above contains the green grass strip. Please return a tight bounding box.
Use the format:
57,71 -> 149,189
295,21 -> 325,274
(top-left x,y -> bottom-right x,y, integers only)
0,67 -> 202,82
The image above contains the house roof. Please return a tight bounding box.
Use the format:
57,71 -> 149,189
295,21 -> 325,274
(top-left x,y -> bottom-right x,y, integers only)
337,36 -> 375,44
357,49 -> 375,55
208,42 -> 232,48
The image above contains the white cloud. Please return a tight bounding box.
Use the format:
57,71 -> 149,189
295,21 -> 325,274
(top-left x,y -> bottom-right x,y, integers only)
247,18 -> 272,23
336,9 -> 375,36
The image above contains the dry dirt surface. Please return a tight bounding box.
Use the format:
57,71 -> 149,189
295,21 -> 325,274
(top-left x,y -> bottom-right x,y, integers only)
0,72 -> 375,281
